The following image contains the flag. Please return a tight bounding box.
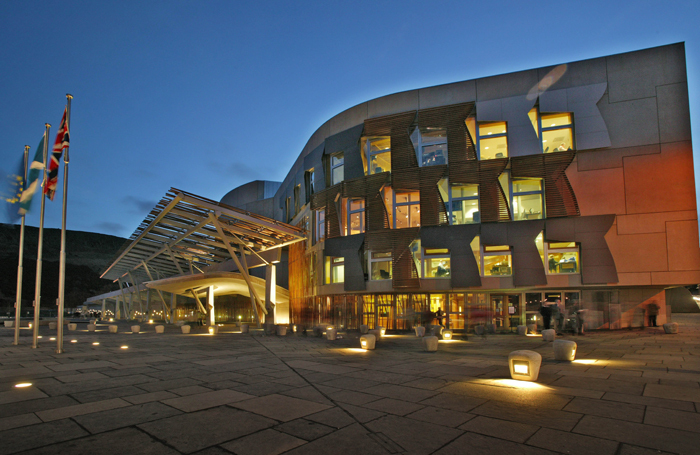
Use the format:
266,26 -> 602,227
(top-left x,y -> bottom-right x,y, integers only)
19,136 -> 46,215
1,156 -> 25,223
44,107 -> 69,200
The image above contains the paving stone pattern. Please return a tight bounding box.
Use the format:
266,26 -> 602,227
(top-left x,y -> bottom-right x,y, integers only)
2,316 -> 700,454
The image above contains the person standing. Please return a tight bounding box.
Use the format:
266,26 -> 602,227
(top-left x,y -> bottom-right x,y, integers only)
647,301 -> 660,327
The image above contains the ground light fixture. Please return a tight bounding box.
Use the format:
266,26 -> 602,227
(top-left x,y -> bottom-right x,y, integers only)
508,350 -> 542,381
15,383 -> 32,388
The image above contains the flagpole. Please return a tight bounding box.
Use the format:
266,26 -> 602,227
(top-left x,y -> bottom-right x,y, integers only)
32,124 -> 50,349
13,146 -> 30,346
56,94 -> 72,354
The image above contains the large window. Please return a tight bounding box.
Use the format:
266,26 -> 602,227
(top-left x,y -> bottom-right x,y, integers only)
341,198 -> 365,236
478,121 -> 508,160
512,178 -> 543,220
411,128 -> 447,167
369,252 -> 392,281
315,208 -> 325,244
362,137 -> 391,175
528,109 -> 574,153
438,178 -> 479,224
325,256 -> 344,284
330,152 -> 344,186
536,234 -> 580,274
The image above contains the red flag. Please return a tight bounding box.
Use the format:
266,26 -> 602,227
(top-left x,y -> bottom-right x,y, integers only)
44,107 -> 70,200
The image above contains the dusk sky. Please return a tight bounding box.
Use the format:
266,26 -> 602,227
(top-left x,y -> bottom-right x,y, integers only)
1,0 -> 699,239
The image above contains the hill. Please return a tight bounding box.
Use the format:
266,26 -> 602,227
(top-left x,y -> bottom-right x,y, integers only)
0,223 -> 126,312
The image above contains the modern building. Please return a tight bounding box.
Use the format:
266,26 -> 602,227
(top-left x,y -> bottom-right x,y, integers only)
273,42 -> 699,333
92,43 -> 698,333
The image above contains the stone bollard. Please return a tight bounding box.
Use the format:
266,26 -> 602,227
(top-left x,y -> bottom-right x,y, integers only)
527,324 -> 537,334
360,324 -> 369,334
360,334 -> 376,350
155,325 -> 165,334
4,321 -> 13,328
49,322 -> 57,330
181,325 -> 191,334
108,325 -> 118,333
240,324 -> 249,333
541,329 -> 556,342
414,326 -> 425,337
131,325 -> 140,334
475,325 -> 485,335
663,322 -> 679,334
326,328 -> 337,340
87,324 -> 96,332
508,350 -> 542,381
553,339 -> 577,361
276,325 -> 287,336
423,336 -> 439,352
517,325 -> 527,336
431,325 -> 444,337
67,323 -> 77,331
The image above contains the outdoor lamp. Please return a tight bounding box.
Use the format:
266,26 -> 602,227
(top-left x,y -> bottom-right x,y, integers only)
508,350 -> 542,381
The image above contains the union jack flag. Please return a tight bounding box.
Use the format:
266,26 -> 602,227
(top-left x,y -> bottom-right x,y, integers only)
44,107 -> 70,200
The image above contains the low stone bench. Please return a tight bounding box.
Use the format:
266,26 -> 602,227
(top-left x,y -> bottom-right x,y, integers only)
360,333 -> 376,350
155,325 -> 165,334
108,325 -> 118,333
414,326 -> 425,337
181,325 -> 191,334
423,336 -> 438,352
326,328 -> 337,340
87,324 -> 96,332
541,329 -> 556,342
131,325 -> 140,334
517,325 -> 527,336
553,339 -> 577,361
663,322 -> 679,334
508,350 -> 542,381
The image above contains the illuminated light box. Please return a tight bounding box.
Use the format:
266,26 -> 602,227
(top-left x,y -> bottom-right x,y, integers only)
508,350 -> 542,381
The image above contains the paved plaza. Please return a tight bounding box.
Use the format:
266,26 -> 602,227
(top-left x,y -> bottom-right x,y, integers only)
2,317 -> 700,455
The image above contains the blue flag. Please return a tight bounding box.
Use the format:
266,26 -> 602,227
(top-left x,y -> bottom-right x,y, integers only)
18,136 -> 46,216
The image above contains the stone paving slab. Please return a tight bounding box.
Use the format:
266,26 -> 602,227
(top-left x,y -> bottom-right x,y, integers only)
4,315 -> 700,454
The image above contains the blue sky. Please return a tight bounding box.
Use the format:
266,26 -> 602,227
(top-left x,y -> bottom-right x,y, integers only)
1,0 -> 699,238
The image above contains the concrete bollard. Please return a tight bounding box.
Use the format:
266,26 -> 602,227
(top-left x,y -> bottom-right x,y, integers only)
67,323 -> 77,331
276,325 -> 287,336
87,324 -> 96,332
360,324 -> 369,334
663,322 -> 679,334
181,325 -> 191,334
326,328 -> 337,340
423,336 -> 439,352
240,324 -> 249,333
414,326 -> 425,337
49,322 -> 57,330
517,325 -> 527,336
553,339 -> 577,361
131,325 -> 140,334
509,350 -> 542,381
541,329 -> 556,342
155,325 -> 165,334
360,334 -> 376,350
108,325 -> 118,333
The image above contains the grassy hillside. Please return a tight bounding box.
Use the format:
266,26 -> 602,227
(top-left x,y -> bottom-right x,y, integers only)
0,223 -> 125,311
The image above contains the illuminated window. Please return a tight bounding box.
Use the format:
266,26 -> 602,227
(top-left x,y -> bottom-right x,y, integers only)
512,178 -> 543,221
528,108 -> 574,153
325,256 -> 344,284
394,191 -> 420,229
369,252 -> 392,280
478,121 -> 508,160
483,245 -> 512,276
330,152 -> 344,185
315,208 -> 325,244
424,248 -> 450,278
362,137 -> 391,175
341,198 -> 365,236
410,128 -> 447,167
439,178 -> 479,224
